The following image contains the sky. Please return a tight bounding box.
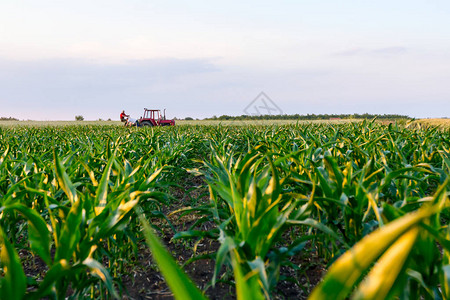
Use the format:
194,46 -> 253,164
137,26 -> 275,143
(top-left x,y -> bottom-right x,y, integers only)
1,0 -> 449,120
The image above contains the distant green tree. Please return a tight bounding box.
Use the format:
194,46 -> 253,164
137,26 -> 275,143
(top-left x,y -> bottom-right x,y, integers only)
204,113 -> 411,121
75,115 -> 84,121
185,117 -> 194,120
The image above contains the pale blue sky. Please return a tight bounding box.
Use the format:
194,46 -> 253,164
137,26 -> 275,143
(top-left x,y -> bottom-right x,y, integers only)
1,0 -> 449,120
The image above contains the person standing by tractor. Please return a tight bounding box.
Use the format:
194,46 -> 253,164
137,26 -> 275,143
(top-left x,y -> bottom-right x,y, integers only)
120,110 -> 129,124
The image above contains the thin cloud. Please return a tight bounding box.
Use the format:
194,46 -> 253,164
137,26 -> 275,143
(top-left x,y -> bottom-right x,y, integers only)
333,46 -> 408,57
333,48 -> 366,56
371,47 -> 407,55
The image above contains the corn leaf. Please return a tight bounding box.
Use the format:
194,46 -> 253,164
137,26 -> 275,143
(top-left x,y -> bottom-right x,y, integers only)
353,227 -> 419,299
6,203 -> 51,265
0,227 -> 26,300
309,206 -> 437,300
137,209 -> 207,300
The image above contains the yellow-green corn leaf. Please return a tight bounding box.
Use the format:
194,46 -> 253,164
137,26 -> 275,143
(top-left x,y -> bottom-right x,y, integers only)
54,196 -> 83,262
353,227 -> 419,300
53,149 -> 77,204
78,159 -> 99,186
0,145 -> 9,168
309,206 -> 437,300
94,150 -> 115,215
0,227 -> 26,300
232,253 -> 265,300
83,257 -> 119,299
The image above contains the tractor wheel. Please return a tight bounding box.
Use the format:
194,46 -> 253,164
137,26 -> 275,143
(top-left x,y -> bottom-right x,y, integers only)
141,121 -> 153,127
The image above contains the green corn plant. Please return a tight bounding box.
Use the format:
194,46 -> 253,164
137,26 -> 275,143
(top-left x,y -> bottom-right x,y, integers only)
138,205 -> 266,300
0,133 -> 172,299
309,182 -> 449,300
0,222 -> 27,300
179,146 -> 307,297
284,122 -> 448,260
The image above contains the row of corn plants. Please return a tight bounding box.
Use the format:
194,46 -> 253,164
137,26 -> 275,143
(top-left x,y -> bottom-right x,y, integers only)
0,125 -> 197,298
172,121 -> 450,299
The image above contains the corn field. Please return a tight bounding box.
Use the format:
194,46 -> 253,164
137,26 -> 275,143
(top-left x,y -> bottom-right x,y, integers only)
0,121 -> 449,299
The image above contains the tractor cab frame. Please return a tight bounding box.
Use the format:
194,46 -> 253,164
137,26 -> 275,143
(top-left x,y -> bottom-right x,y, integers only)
139,108 -> 175,126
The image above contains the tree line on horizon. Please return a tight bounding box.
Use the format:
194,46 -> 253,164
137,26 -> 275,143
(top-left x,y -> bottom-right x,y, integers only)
204,113 -> 411,121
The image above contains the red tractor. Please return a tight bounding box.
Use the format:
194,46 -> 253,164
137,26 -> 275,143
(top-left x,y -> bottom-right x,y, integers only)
139,108 -> 175,126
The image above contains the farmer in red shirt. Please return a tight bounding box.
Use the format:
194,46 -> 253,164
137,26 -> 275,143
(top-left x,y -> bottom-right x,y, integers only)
120,110 -> 129,123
